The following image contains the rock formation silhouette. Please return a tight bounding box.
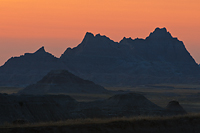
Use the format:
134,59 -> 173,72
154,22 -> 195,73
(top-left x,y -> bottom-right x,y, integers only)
166,100 -> 187,115
0,46 -> 66,86
0,27 -> 199,87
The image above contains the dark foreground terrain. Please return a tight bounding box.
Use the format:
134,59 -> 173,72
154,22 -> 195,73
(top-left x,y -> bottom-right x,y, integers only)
0,92 -> 183,125
0,84 -> 199,133
1,114 -> 200,133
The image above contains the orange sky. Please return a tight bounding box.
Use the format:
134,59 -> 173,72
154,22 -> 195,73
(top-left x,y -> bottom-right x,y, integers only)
0,0 -> 200,65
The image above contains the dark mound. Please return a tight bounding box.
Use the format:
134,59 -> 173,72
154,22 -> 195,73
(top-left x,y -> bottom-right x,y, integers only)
105,93 -> 162,108
0,93 -> 188,124
102,93 -> 165,116
18,70 -> 108,95
166,100 -> 187,115
79,93 -> 166,117
0,93 -> 77,124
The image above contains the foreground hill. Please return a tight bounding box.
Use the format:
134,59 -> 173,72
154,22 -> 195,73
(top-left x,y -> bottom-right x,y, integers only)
18,70 -> 108,95
0,93 -> 184,124
0,27 -> 199,87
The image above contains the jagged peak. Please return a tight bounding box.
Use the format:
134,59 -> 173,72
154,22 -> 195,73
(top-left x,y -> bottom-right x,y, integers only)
120,36 -> 145,44
84,32 -> 95,39
79,32 -> 115,46
119,37 -> 132,43
154,27 -> 167,32
122,37 -> 127,40
95,33 -> 108,38
31,46 -> 57,58
146,27 -> 173,39
95,33 -> 101,37
35,46 -> 46,53
79,32 -> 95,45
123,37 -> 133,40
94,33 -> 110,40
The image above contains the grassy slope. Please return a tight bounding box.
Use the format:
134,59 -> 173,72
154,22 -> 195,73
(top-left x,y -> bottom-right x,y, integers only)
1,113 -> 200,133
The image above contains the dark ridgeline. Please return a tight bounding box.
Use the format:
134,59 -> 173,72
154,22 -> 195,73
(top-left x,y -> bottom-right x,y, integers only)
0,27 -> 199,87
0,46 -> 66,87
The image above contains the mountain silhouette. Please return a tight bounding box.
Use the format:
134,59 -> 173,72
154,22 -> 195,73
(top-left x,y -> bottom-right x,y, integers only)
0,27 -> 199,87
0,46 -> 66,86
60,27 -> 200,86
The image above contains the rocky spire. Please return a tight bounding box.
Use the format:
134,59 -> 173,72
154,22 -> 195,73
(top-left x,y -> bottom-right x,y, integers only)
34,46 -> 46,54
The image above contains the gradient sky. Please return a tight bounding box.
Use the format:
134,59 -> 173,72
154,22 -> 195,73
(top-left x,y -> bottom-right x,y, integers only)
0,0 -> 200,65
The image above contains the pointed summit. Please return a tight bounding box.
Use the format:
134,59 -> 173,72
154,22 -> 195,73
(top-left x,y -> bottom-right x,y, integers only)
76,32 -> 114,49
84,32 -> 95,40
86,32 -> 94,37
35,46 -> 46,53
79,32 -> 95,45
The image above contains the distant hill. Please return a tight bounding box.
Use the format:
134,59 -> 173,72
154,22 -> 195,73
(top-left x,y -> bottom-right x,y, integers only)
18,70 -> 108,95
0,27 -> 199,87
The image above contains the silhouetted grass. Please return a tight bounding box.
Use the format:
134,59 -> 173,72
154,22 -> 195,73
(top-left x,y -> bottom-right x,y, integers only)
1,113 -> 200,133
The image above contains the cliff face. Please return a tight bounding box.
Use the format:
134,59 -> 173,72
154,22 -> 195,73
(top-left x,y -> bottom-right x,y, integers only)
0,27 -> 199,87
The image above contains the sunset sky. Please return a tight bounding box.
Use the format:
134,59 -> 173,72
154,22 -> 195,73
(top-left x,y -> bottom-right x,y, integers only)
0,0 -> 200,65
